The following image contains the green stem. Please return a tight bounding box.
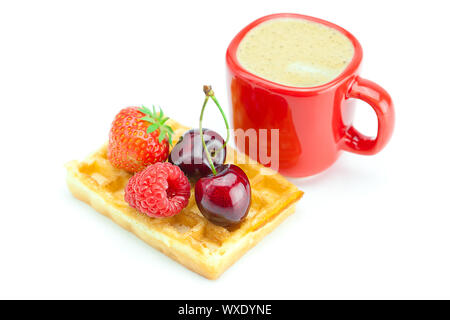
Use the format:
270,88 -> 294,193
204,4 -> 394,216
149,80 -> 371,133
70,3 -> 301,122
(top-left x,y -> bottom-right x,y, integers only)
210,94 -> 230,150
200,85 -> 231,176
199,94 -> 217,175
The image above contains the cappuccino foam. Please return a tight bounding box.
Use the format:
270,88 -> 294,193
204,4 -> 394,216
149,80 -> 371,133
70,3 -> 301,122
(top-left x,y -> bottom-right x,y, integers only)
236,18 -> 355,87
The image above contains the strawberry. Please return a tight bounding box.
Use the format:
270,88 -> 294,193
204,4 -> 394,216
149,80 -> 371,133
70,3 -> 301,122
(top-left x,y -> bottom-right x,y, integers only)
107,105 -> 174,173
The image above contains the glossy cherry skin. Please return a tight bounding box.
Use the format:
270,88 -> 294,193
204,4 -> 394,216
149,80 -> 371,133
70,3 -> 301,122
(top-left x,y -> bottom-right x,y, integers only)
168,128 -> 226,180
195,164 -> 251,227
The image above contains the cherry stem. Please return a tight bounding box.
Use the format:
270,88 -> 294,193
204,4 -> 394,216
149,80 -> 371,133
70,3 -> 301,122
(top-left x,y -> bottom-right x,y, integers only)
210,95 -> 230,149
199,85 -> 231,176
199,93 -> 217,175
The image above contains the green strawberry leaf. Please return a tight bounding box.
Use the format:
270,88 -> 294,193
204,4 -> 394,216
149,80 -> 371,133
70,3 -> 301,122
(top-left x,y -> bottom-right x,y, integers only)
140,116 -> 155,123
158,130 -> 165,143
146,122 -> 160,134
139,105 -> 151,115
138,105 -> 174,146
161,117 -> 169,124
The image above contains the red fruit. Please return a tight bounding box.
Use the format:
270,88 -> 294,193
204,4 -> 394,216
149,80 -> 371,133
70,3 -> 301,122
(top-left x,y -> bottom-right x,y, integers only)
168,128 -> 227,180
124,162 -> 190,217
195,164 -> 251,227
108,106 -> 174,173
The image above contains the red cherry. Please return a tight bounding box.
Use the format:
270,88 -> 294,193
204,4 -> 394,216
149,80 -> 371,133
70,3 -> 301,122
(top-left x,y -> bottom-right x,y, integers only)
195,164 -> 251,227
168,128 -> 226,180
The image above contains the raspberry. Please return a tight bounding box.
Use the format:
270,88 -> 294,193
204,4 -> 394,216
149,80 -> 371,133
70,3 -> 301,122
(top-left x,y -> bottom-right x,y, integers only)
124,162 -> 190,217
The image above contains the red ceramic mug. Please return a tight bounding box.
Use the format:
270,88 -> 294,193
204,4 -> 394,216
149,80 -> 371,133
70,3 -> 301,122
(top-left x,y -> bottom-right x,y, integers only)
226,13 -> 395,177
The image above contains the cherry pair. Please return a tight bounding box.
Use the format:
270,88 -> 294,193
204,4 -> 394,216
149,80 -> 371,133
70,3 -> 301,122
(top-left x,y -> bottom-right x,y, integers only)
168,86 -> 251,227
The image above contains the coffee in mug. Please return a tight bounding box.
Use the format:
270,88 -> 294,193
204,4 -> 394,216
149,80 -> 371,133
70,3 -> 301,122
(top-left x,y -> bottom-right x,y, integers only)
226,13 -> 395,177
236,18 -> 355,87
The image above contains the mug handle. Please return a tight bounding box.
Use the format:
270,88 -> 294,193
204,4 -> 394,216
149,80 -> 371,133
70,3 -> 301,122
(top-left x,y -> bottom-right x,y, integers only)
342,76 -> 395,155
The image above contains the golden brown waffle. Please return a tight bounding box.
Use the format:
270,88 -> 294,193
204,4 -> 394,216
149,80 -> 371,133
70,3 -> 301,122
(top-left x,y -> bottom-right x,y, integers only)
66,119 -> 303,279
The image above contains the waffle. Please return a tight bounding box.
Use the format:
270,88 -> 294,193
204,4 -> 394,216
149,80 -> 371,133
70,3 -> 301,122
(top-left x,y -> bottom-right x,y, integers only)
66,119 -> 303,279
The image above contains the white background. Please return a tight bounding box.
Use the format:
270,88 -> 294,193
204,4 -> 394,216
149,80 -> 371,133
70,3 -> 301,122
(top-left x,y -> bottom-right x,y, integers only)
1,0 -> 449,300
